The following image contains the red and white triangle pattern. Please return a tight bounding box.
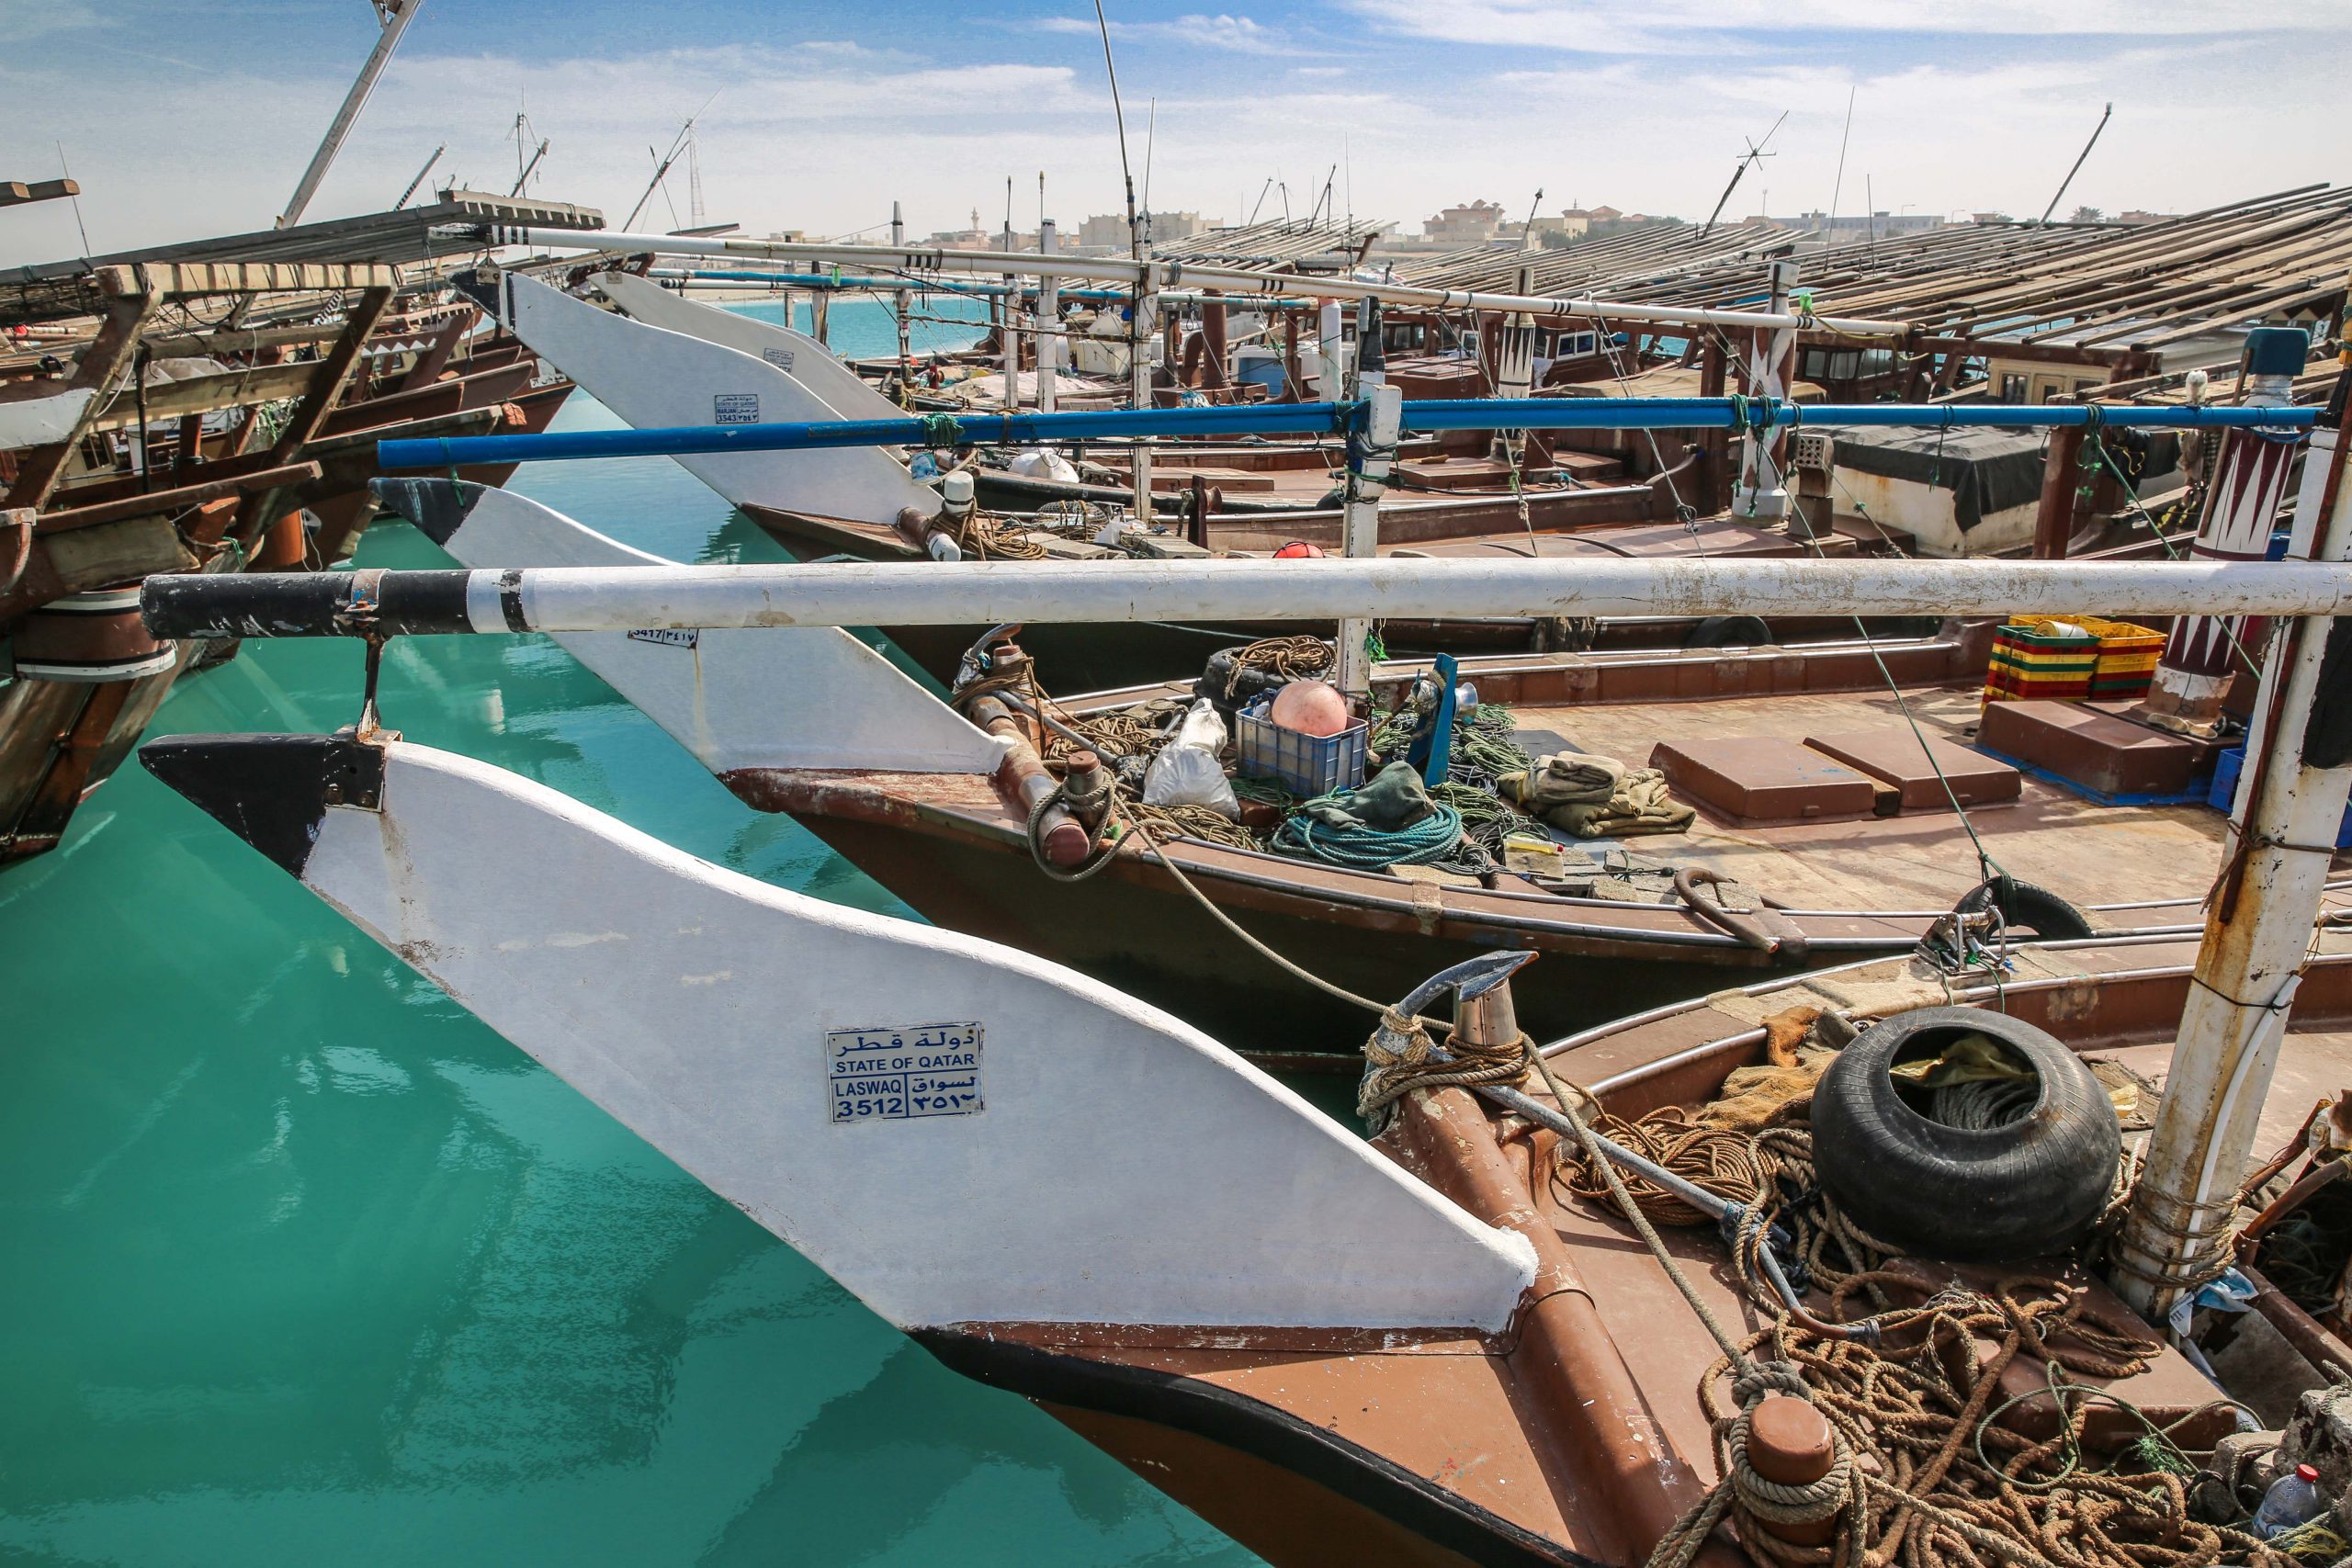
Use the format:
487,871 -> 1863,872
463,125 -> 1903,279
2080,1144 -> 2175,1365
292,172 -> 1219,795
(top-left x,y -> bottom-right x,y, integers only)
2158,434 -> 2297,681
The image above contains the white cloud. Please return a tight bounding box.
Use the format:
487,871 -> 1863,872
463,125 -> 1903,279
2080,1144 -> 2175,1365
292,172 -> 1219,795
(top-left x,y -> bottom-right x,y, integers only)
1035,12 -> 1298,53
1337,0 -> 2340,53
0,0 -> 102,42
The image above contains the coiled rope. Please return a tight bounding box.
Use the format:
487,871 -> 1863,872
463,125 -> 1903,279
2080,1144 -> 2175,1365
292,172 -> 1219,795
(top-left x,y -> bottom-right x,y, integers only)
1270,797 -> 1466,869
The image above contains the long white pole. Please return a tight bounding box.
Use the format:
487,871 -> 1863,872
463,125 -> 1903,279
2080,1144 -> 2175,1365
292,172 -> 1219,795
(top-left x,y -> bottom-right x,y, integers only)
493,226 -> 1909,339
1037,220 -> 1059,415
1334,322 -> 1398,700
143,558 -> 2352,642
279,0 -> 426,230
2113,425 -> 2352,1316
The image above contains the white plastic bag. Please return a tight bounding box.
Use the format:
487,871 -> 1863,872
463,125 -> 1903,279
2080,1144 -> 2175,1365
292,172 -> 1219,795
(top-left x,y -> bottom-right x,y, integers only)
1143,699 -> 1239,818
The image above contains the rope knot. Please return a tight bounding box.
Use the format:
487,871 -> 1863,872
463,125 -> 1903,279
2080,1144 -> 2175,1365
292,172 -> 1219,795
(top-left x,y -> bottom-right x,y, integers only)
919,412 -> 963,449
1732,1359 -> 1814,1406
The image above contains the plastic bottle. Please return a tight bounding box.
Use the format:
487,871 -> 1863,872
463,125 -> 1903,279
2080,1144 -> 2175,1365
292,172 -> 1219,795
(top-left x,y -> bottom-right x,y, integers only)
1143,699 -> 1238,819
2253,1462 -> 2325,1540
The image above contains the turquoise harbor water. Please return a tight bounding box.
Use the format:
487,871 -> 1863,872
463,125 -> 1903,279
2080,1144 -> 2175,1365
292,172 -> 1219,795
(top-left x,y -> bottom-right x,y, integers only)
0,299 -> 1264,1567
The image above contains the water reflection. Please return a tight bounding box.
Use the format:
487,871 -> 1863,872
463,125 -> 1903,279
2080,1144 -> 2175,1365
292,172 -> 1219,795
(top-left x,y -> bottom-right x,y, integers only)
0,369 -> 1260,1564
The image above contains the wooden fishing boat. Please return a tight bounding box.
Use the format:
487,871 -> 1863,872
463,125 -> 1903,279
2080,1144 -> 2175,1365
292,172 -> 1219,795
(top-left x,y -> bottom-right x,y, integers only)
0,192 -> 592,866
364,479 -> 2352,1063
450,269 -> 1875,687
130,713 -> 2352,1568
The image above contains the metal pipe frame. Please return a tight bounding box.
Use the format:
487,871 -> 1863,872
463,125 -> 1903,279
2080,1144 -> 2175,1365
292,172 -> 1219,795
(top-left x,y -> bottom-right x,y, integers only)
378,396 -> 2313,472
490,224 -> 1914,338
141,557 -> 2352,643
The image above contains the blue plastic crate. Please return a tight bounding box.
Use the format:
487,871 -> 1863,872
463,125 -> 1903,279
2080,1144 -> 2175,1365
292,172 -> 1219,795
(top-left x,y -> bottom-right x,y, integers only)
2208,747 -> 2352,846
1235,699 -> 1368,797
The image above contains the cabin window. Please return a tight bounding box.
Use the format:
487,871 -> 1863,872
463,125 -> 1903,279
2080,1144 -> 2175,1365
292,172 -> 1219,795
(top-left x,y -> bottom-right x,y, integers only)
1860,347 -> 1895,377
1998,373 -> 2030,402
1565,332 -> 1597,357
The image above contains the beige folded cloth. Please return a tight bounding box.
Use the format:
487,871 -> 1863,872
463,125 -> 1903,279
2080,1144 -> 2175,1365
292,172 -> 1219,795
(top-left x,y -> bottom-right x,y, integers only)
1543,767 -> 1695,839
1500,751 -> 1625,811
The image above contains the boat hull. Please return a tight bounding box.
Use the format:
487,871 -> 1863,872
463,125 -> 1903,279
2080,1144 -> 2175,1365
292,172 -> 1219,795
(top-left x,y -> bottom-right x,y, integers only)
794,809 -> 1787,1062
918,1329 -> 1594,1568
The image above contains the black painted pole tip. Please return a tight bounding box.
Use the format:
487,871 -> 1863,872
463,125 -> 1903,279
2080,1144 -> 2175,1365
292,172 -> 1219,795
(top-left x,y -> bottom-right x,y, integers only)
368,477 -> 489,547
139,733 -> 374,877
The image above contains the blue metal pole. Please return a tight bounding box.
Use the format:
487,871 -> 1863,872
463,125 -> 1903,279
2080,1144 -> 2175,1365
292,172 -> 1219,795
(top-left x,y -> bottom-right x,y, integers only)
377,397 -> 2318,470
650,269 -> 1012,297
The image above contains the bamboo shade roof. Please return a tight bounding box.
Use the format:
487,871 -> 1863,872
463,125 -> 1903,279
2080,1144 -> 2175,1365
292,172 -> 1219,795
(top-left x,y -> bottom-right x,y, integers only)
1521,186 -> 2352,356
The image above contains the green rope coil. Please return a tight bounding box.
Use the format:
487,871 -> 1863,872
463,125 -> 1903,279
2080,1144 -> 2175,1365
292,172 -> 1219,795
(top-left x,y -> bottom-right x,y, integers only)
1271,800 -> 1465,870
919,412 -> 964,448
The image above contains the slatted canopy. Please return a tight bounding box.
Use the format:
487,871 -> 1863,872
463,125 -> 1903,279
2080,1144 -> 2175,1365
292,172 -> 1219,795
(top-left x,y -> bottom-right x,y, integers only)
1150,217 -> 1392,272
0,189 -> 605,323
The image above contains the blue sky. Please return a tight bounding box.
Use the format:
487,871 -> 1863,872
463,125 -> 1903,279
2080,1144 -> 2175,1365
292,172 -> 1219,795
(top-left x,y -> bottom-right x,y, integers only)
4,0 -> 2347,262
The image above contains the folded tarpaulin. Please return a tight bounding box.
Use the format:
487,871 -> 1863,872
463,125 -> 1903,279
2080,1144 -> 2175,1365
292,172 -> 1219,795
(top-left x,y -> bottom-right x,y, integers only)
1830,426 -> 2046,533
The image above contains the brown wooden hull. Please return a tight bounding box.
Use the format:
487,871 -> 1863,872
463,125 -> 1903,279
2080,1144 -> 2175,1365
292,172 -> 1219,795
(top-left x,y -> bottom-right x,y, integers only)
918,1329 -> 1600,1568
796,809 -> 1786,1062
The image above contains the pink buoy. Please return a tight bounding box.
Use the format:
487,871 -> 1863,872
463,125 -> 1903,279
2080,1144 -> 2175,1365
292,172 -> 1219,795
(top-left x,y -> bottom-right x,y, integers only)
1270,679 -> 1349,737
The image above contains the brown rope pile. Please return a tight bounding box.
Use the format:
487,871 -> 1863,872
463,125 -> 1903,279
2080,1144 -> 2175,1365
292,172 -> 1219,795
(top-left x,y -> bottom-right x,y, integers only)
1552,1105 -> 1781,1227
1230,634 -> 1334,686
1546,1101 -> 2284,1568
1656,1278 -> 2284,1568
1039,700 -> 1264,852
949,508 -> 1046,560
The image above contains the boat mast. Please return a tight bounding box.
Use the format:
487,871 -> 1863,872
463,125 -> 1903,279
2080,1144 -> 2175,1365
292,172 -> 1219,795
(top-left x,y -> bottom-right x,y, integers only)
1333,302 -> 1398,702
277,0 -> 426,230
1037,212 -> 1059,415
2041,103 -> 2113,225
2114,393 -> 2352,1318
1092,0 -> 1155,524
890,201 -> 910,401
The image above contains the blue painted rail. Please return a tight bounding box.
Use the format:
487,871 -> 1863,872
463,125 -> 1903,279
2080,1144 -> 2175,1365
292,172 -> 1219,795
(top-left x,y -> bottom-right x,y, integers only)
379,396 -> 2316,470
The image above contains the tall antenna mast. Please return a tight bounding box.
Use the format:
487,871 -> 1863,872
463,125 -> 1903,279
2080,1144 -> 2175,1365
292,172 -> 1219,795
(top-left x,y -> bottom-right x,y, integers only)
1091,0 -> 1157,523
1825,86 -> 1856,244
622,96 -> 717,231
1699,109 -> 1785,239
2041,102 -> 2113,224
687,126 -> 706,225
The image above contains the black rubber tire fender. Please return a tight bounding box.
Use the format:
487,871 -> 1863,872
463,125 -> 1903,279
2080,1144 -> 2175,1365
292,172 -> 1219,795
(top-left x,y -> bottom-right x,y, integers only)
1810,1006 -> 2120,1262
1683,615 -> 1772,649
1955,875 -> 2098,942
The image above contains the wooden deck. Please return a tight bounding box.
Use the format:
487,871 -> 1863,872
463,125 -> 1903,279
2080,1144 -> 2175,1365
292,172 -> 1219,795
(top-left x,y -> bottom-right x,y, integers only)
1521,682 -> 2251,916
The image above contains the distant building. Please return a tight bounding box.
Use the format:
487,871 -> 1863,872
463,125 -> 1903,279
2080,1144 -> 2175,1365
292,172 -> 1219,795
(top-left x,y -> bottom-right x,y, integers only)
1075,209 -> 1217,251
1772,209 -> 1945,244
1424,199 -> 1506,245
2115,209 -> 2176,226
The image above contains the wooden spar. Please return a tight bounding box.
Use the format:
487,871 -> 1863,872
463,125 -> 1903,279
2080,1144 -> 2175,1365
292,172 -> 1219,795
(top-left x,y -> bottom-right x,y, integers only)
2113,420 -> 2352,1315
492,224 -> 1915,338
0,178 -> 80,209
141,553 -> 2352,643
4,286 -> 161,511
34,462 -> 322,536
276,0 -> 425,229
2032,425 -> 2086,559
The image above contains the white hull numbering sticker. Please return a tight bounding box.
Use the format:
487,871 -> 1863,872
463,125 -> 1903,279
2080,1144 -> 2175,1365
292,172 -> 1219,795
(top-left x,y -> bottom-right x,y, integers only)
827,1022 -> 983,1122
